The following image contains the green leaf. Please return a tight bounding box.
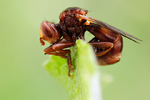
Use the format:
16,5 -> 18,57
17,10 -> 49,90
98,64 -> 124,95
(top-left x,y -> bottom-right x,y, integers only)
45,40 -> 102,100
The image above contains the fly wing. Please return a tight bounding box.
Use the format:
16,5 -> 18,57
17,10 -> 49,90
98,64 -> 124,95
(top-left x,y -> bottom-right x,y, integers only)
80,15 -> 142,44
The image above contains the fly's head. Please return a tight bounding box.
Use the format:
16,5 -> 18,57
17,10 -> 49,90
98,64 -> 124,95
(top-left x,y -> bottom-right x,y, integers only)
40,21 -> 61,45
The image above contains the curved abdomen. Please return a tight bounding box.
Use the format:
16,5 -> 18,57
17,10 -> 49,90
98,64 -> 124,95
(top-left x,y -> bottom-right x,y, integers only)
86,24 -> 123,65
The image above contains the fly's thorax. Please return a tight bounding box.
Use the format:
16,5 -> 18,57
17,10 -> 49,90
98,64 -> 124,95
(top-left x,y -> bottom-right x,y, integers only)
59,7 -> 88,41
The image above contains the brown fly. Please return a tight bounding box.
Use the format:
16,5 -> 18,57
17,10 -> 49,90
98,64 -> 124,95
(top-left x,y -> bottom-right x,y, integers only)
40,7 -> 142,76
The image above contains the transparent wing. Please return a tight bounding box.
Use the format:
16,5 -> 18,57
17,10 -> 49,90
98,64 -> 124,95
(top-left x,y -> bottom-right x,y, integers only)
80,15 -> 142,44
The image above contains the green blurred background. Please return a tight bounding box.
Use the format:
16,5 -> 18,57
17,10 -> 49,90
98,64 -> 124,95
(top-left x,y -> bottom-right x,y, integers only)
0,0 -> 149,100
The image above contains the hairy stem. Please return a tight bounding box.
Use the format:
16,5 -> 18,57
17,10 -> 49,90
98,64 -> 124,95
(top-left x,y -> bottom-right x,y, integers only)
45,40 -> 102,100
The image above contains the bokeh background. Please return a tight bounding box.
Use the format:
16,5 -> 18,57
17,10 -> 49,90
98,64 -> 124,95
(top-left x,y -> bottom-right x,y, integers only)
0,0 -> 149,100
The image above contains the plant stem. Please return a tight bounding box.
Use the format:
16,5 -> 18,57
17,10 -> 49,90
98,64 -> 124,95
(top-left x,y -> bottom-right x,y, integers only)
45,40 -> 103,100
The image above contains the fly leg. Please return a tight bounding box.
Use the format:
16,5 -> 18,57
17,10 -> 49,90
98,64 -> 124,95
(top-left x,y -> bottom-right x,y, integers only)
44,40 -> 74,76
89,38 -> 114,65
89,35 -> 122,65
89,38 -> 113,56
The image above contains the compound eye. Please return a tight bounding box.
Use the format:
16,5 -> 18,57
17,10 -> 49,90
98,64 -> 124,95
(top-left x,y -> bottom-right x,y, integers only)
40,21 -> 53,38
40,21 -> 61,44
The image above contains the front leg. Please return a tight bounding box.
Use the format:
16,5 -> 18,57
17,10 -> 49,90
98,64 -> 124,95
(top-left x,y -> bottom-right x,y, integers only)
44,40 -> 74,76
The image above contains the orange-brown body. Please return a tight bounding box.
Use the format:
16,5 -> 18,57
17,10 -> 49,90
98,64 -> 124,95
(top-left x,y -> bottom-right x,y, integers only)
40,7 -> 141,76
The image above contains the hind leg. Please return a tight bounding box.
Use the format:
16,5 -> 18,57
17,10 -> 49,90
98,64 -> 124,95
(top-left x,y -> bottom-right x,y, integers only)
89,37 -> 114,56
89,35 -> 122,65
